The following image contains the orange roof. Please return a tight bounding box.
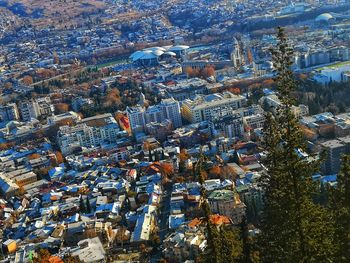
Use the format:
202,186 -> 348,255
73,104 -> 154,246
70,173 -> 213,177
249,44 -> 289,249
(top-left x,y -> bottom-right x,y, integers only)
49,256 -> 64,263
188,218 -> 202,228
209,214 -> 231,225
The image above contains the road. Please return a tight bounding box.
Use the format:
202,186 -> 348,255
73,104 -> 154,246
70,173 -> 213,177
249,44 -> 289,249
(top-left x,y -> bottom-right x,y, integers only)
150,183 -> 172,263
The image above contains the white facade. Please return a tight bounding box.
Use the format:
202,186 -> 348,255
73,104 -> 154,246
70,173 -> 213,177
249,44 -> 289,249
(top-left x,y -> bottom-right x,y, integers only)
182,92 -> 246,123
127,98 -> 182,133
58,114 -> 121,155
19,97 -> 54,121
126,106 -> 146,132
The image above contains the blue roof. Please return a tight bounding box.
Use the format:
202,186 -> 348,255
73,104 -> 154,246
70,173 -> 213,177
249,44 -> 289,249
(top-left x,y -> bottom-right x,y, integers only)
321,175 -> 337,183
263,88 -> 274,95
169,214 -> 185,229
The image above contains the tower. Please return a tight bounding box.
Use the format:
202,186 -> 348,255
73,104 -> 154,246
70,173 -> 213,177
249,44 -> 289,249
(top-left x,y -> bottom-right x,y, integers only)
138,92 -> 146,107
231,37 -> 243,68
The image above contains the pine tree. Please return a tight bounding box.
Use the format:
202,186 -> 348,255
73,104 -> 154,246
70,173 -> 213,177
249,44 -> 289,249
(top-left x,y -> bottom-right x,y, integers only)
258,27 -> 334,262
79,195 -> 86,213
196,152 -> 242,263
329,155 -> 350,262
149,149 -> 153,162
86,195 -> 92,214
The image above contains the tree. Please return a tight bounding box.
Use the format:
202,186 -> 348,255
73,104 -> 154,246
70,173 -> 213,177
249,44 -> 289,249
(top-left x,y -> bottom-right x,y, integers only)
329,155 -> 350,262
79,195 -> 86,213
258,27 -> 334,262
34,249 -> 51,263
55,151 -> 64,164
27,153 -> 41,160
201,66 -> 215,78
53,51 -> 60,65
85,195 -> 92,214
55,103 -> 69,114
159,162 -> 174,178
209,165 -> 221,178
196,152 -> 242,263
22,75 -> 33,85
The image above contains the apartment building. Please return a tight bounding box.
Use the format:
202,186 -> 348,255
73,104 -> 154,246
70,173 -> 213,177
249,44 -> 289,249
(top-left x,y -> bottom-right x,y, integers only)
182,92 -> 247,123
0,103 -> 20,122
19,97 -> 54,121
57,113 -> 122,155
127,98 -> 182,133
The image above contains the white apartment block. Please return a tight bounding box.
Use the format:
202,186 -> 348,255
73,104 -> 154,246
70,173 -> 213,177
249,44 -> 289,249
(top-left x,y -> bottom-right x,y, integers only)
57,113 -> 122,155
243,114 -> 266,130
127,97 -> 182,133
182,92 -> 247,123
161,98 -> 182,128
19,97 -> 54,121
126,106 -> 146,132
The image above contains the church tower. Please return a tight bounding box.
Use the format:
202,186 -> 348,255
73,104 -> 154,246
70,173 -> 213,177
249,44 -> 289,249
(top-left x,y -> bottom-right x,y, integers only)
231,37 -> 243,68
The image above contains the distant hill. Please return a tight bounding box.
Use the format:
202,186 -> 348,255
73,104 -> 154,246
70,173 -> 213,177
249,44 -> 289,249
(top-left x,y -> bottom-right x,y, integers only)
0,0 -> 106,28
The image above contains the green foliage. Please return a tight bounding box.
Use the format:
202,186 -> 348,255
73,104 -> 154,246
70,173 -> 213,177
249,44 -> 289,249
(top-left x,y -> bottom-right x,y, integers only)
196,152 -> 243,263
297,78 -> 350,115
85,195 -> 92,214
79,195 -> 86,213
258,27 -> 335,262
328,155 -> 350,262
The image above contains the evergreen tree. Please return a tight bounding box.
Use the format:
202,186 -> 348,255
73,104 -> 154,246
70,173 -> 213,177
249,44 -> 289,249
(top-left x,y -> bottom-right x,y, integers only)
149,149 -> 153,162
329,155 -> 350,262
258,27 -> 334,262
196,152 -> 242,263
79,195 -> 86,213
86,195 -> 92,214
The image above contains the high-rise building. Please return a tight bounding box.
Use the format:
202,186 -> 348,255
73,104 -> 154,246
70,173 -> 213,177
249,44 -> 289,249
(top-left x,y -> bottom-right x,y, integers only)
0,103 -> 20,122
127,98 -> 182,133
126,106 -> 146,133
144,105 -> 165,124
160,98 -> 182,128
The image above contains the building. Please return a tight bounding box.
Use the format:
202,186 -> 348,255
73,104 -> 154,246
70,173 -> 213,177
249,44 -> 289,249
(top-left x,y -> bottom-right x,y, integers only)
321,139 -> 347,174
243,114 -> 265,130
163,229 -> 206,262
207,189 -> 246,224
165,78 -> 209,101
130,45 -> 189,66
47,111 -> 81,125
160,98 -> 182,128
13,172 -> 37,187
126,106 -> 146,133
57,113 -> 123,155
313,63 -> 350,85
231,37 -> 243,68
19,97 -> 54,121
210,114 -> 244,139
0,173 -> 19,198
0,103 -> 20,122
182,92 -> 246,123
127,98 -> 182,134
70,237 -> 106,262
146,120 -> 173,141
72,97 -> 94,111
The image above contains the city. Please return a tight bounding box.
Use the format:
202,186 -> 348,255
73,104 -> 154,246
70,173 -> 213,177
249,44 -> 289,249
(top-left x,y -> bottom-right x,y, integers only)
0,1 -> 349,262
